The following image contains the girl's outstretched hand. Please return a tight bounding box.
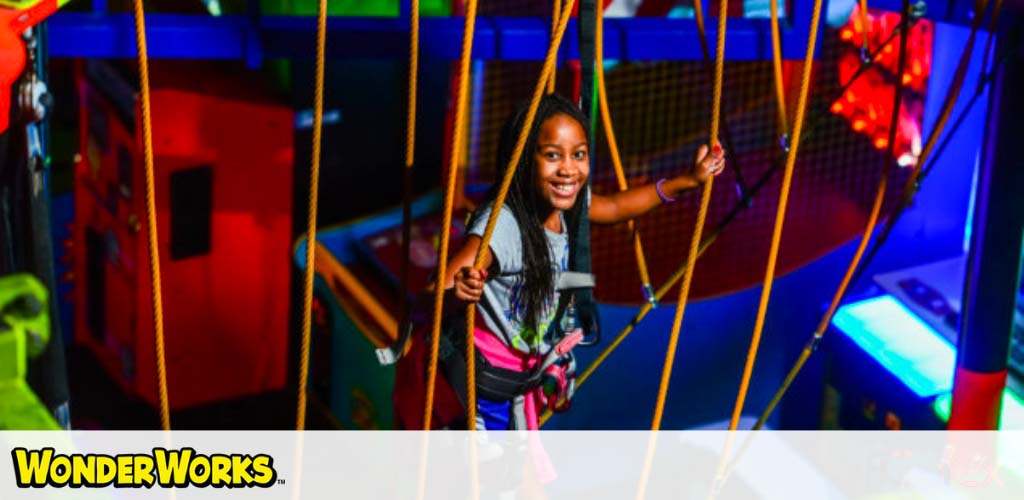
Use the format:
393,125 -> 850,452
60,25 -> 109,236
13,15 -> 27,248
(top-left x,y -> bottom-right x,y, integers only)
453,267 -> 488,303
693,143 -> 726,183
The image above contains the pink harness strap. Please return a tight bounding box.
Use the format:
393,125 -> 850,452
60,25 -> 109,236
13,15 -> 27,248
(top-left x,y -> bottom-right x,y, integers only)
473,326 -> 542,430
473,327 -> 537,371
474,326 -> 556,482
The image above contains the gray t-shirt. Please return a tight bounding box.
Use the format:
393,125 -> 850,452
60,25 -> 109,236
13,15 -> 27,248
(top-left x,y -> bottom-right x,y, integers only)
467,204 -> 569,355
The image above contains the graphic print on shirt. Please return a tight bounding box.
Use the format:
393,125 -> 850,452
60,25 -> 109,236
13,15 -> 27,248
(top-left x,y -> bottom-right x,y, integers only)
504,239 -> 570,352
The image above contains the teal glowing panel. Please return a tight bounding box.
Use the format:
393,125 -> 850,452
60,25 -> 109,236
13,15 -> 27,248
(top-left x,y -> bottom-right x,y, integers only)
933,390 -> 1024,429
832,295 -> 956,398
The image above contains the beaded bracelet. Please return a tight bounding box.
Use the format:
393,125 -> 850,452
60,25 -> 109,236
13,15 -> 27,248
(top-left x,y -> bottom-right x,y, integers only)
656,178 -> 677,203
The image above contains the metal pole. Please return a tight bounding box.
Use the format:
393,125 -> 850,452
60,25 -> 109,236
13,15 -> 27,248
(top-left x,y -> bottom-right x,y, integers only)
949,17 -> 1024,429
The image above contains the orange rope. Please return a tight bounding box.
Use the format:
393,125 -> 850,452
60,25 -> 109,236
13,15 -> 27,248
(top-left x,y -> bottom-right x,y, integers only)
596,4 -> 655,304
548,0 -> 561,93
823,0 -> 987,337
648,0 -> 726,431
905,0 -> 987,201
728,0 -> 825,431
406,0 -> 420,169
131,0 -> 170,431
400,0 -> 421,376
769,0 -> 789,137
816,0 -> 912,357
752,0 -> 989,430
539,228 -> 726,427
464,0 -> 577,430
859,0 -> 870,57
424,0 -> 479,430
536,0 -> 913,432
693,0 -> 711,60
981,0 -> 1003,78
407,0 -> 438,468
297,0 -> 328,431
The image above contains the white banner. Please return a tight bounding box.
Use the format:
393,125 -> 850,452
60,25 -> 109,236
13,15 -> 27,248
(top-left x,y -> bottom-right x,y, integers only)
2,431 -> 1022,499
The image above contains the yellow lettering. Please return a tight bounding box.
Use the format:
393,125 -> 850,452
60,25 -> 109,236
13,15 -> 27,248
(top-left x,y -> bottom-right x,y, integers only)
116,455 -> 133,485
12,448 -> 52,487
96,455 -> 116,485
71,455 -> 94,487
231,455 -> 254,484
188,455 -> 211,484
11,448 -> 278,489
210,455 -> 231,486
50,455 -> 72,485
134,454 -> 155,487
251,455 -> 276,486
154,448 -> 192,486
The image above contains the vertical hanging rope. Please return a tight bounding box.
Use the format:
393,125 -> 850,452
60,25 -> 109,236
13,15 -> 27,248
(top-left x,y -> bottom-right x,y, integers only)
400,0 -> 420,398
424,0 -> 480,430
464,0 -> 577,430
297,0 -> 328,431
648,0 -> 727,431
859,0 -> 870,58
753,0 -> 990,429
595,4 -> 656,306
728,0 -> 825,431
406,0 -> 420,173
548,0 -> 562,93
821,0 -> 986,339
692,0 -> 712,63
406,9 -> 424,491
844,0 -> 995,298
902,0 -> 986,203
693,0 -> 750,201
769,0 -> 789,139
824,0 -> 913,378
131,0 -> 170,432
980,0 -> 1002,76
540,17 -> 910,429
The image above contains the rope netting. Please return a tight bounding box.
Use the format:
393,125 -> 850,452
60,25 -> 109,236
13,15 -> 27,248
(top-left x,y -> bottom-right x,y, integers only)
462,11 -> 931,305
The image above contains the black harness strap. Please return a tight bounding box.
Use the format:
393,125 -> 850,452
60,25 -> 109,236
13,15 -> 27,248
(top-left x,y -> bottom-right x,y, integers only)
566,0 -> 600,345
438,311 -> 543,407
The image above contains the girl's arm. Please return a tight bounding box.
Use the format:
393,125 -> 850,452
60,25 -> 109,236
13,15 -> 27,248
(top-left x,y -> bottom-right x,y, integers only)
590,144 -> 725,225
416,236 -> 494,314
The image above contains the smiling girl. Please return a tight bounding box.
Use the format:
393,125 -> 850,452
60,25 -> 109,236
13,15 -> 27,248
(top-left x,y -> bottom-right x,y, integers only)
404,93 -> 724,430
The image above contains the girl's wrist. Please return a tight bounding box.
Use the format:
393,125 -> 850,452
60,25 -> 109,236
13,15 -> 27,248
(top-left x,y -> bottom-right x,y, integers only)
659,174 -> 698,200
656,178 -> 677,203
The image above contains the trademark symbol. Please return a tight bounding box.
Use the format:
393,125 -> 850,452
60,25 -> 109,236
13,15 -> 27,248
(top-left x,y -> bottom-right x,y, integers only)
278,479 -> 286,485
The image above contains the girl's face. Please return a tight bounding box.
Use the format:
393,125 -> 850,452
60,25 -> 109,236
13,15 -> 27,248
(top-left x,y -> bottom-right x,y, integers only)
533,113 -> 590,212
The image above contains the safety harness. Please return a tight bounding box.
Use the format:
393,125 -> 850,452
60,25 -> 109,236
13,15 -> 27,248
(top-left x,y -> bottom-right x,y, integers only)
439,271 -> 591,404
380,269 -> 594,415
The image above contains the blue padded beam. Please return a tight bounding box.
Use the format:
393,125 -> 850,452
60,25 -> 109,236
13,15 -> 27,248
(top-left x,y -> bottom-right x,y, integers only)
49,14 -> 812,61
